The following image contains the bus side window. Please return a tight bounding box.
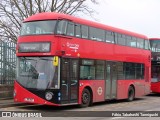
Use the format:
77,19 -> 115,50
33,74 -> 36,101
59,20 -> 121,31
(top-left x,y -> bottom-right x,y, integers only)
105,31 -> 114,43
114,33 -> 118,44
136,63 -> 144,79
66,22 -> 74,36
80,66 -> 95,80
89,27 -> 97,40
117,34 -> 126,46
89,27 -> 105,41
137,38 -> 144,49
80,59 -> 95,80
97,29 -> 105,42
130,37 -> 137,47
81,25 -> 88,39
124,62 -> 144,80
144,39 -> 150,50
56,20 -> 67,35
95,60 -> 105,79
126,36 -> 137,47
117,62 -> 125,80
126,36 -> 131,47
75,24 -> 81,38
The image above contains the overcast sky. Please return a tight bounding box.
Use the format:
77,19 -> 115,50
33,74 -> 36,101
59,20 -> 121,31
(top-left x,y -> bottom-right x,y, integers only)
82,0 -> 160,38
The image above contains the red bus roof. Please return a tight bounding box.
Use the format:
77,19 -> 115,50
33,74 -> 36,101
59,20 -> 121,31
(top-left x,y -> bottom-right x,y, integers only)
149,38 -> 160,40
24,12 -> 148,39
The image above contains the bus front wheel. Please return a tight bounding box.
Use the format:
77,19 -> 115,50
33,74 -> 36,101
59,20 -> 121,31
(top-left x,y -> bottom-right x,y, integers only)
127,86 -> 135,102
80,88 -> 91,107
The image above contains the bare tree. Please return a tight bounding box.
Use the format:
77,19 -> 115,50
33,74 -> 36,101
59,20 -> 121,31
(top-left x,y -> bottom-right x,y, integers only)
0,0 -> 98,43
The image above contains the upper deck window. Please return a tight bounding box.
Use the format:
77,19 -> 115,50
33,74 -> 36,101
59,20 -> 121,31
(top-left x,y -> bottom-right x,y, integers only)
117,34 -> 126,46
106,31 -> 114,43
126,36 -> 137,47
81,25 -> 88,39
144,39 -> 150,50
66,22 -> 74,36
20,20 -> 57,36
89,27 -> 105,41
75,24 -> 81,38
56,20 -> 75,37
137,38 -> 144,49
56,20 -> 68,35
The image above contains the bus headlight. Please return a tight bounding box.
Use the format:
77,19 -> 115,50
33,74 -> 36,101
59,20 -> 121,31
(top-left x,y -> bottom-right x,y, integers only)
45,92 -> 53,100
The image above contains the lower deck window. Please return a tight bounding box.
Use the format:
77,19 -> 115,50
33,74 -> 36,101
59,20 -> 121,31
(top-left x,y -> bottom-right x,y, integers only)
117,62 -> 144,80
80,66 -> 95,80
80,59 -> 145,80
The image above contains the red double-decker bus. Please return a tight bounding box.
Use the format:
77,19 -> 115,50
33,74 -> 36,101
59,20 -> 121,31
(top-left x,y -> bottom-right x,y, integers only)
14,12 -> 151,107
149,38 -> 160,93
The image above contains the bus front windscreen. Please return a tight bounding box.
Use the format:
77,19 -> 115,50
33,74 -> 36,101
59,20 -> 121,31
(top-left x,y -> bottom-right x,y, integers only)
16,57 -> 59,90
20,20 -> 57,36
150,40 -> 160,52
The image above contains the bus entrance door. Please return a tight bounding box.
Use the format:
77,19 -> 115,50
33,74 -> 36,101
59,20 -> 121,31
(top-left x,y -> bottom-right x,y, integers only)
105,62 -> 117,100
61,58 -> 79,104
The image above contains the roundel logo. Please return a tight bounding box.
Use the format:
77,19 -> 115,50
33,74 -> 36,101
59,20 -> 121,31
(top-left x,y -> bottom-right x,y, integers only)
97,87 -> 103,95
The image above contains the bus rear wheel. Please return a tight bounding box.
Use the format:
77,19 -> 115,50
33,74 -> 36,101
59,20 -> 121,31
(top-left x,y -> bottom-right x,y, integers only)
80,88 -> 91,107
127,86 -> 135,102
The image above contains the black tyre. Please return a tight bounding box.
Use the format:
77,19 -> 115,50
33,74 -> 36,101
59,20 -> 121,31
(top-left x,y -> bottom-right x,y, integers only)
127,86 -> 135,102
79,88 -> 91,107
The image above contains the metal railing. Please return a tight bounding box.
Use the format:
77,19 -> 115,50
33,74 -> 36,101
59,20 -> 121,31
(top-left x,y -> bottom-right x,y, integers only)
0,42 -> 16,85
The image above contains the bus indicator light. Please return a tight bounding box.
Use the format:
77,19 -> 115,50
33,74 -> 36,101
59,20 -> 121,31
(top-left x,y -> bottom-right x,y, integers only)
53,56 -> 59,66
77,53 -> 80,57
58,97 -> 61,101
58,92 -> 61,97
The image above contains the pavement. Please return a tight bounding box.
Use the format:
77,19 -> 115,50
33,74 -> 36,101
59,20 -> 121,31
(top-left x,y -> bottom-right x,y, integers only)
0,98 -> 21,108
